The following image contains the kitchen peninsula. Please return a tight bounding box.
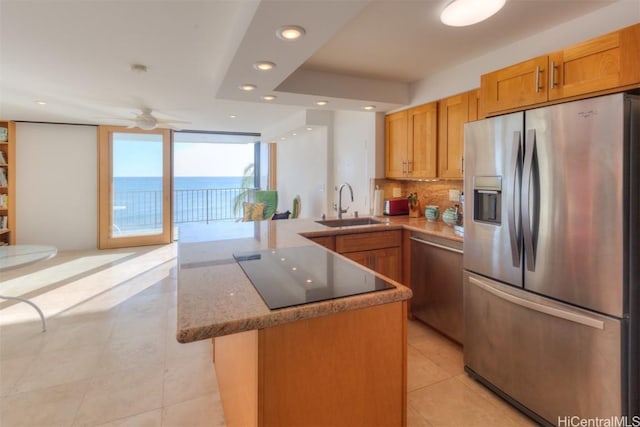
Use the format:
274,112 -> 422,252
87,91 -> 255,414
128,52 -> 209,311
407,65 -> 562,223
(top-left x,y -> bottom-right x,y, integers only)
176,218 -> 414,426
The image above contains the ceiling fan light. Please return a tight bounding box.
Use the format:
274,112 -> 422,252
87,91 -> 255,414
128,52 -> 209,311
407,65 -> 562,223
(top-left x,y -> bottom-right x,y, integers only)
440,0 -> 506,27
136,118 -> 157,130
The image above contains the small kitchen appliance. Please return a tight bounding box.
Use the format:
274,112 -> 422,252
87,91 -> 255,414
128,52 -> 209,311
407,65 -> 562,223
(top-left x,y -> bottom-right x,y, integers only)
383,198 -> 409,216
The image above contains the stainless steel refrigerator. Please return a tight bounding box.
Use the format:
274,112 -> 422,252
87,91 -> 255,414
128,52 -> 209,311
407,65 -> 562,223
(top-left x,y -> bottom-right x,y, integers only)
463,92 -> 639,426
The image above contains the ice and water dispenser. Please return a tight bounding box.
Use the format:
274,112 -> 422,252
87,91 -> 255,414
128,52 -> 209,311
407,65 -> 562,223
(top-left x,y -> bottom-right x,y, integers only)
473,176 -> 502,224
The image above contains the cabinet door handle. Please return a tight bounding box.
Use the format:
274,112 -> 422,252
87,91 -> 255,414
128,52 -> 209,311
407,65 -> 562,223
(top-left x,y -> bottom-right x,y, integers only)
408,161 -> 413,173
535,66 -> 541,93
549,61 -> 557,89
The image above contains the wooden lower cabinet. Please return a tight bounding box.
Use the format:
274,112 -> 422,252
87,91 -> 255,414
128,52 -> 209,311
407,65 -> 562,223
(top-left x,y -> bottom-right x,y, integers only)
342,247 -> 402,283
214,302 -> 408,427
336,230 -> 403,282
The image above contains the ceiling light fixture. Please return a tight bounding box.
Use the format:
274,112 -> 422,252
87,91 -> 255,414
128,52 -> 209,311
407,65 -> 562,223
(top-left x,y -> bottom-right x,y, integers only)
276,25 -> 306,41
34,100 -> 47,105
315,100 -> 329,106
261,95 -> 277,101
440,0 -> 506,27
306,127 -> 313,131
253,61 -> 276,71
364,105 -> 376,110
239,83 -> 257,91
229,114 -> 237,119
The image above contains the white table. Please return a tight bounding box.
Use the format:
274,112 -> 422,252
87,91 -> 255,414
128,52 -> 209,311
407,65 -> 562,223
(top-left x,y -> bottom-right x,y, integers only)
0,245 -> 57,331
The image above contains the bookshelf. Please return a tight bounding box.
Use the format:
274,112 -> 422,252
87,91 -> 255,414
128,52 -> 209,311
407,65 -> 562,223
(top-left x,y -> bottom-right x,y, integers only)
0,120 -> 15,245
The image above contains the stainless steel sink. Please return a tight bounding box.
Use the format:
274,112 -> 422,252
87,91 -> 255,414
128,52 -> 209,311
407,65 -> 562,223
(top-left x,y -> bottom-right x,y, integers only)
315,217 -> 384,228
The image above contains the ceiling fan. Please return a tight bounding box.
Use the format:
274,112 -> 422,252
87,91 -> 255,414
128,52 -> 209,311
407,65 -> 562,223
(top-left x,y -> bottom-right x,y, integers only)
115,107 -> 190,130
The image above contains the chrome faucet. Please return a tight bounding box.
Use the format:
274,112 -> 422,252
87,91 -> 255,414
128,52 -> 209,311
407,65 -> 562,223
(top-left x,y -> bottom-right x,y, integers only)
337,183 -> 354,219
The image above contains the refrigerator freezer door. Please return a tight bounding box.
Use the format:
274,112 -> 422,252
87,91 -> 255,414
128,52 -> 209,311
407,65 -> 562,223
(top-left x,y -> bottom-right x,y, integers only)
464,112 -> 523,287
524,94 -> 625,317
464,271 -> 623,424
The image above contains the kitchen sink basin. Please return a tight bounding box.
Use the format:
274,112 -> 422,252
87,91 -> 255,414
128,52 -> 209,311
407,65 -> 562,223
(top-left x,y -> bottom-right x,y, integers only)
315,217 -> 384,228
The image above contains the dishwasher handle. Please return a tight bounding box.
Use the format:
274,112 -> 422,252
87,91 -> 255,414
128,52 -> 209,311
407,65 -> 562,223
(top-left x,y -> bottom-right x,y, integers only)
410,236 -> 463,254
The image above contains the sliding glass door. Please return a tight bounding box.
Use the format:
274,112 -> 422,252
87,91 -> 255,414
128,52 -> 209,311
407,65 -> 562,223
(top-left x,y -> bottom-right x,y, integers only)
98,126 -> 172,248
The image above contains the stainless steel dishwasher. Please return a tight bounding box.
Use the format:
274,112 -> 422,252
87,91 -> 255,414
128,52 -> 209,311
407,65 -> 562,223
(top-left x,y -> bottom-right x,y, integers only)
410,232 -> 464,344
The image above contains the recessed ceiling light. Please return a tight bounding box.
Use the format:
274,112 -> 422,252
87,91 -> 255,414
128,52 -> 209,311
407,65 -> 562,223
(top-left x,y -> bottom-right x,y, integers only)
261,95 -> 277,101
229,114 -> 237,119
34,100 -> 47,105
280,137 -> 286,141
315,100 -> 329,106
306,127 -> 313,131
364,105 -> 376,110
440,0 -> 506,27
292,133 -> 297,136
276,25 -> 306,41
238,83 -> 257,92
253,61 -> 276,71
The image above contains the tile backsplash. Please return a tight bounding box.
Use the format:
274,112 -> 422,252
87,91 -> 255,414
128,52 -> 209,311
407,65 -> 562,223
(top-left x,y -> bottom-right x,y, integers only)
372,178 -> 464,219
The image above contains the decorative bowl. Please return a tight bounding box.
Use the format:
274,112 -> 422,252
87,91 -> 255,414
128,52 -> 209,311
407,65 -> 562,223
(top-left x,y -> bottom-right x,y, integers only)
442,207 -> 460,226
425,205 -> 439,222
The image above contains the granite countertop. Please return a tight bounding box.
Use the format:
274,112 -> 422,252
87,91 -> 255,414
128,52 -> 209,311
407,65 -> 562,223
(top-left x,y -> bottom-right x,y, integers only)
176,215 -> 461,343
299,215 -> 463,242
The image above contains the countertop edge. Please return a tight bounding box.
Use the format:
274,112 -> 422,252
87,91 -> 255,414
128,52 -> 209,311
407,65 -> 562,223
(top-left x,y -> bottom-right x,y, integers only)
176,216 -> 457,344
176,285 -> 412,343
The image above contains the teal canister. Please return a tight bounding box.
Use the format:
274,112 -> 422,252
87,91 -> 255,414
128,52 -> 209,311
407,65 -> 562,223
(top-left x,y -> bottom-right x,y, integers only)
425,205 -> 439,222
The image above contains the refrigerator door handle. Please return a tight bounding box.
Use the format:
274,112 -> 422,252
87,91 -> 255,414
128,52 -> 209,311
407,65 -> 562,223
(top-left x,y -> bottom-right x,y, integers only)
508,131 -> 522,267
522,129 -> 537,271
468,276 -> 605,330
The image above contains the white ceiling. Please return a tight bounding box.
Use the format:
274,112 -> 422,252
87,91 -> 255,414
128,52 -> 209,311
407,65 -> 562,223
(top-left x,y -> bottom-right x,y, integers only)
0,0 -> 619,134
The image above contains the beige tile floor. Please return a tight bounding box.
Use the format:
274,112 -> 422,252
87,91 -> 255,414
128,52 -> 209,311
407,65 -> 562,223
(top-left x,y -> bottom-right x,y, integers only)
0,244 -> 538,427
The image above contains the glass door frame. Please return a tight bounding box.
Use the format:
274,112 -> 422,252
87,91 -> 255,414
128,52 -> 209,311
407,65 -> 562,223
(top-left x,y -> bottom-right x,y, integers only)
97,125 -> 173,249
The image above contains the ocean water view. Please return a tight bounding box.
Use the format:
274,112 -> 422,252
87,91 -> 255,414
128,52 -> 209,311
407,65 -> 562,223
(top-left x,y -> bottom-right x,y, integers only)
113,176 -> 251,234
114,176 -> 245,192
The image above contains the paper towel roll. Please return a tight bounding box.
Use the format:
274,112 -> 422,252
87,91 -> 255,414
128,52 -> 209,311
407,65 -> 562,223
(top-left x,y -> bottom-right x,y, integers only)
373,189 -> 384,216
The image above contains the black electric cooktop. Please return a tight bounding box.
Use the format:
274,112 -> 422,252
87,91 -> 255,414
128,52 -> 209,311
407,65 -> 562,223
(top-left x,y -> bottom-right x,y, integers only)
233,245 -> 394,310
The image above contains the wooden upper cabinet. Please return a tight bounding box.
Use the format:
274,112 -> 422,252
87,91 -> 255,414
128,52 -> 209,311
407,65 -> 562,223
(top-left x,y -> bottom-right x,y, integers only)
548,24 -> 640,100
481,55 -> 549,114
482,23 -> 640,115
385,103 -> 438,179
467,89 -> 483,122
438,92 -> 469,179
385,110 -> 408,178
407,102 -> 437,178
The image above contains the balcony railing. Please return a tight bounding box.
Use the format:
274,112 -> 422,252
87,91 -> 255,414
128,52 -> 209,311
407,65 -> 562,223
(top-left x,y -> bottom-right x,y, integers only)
112,187 -> 253,232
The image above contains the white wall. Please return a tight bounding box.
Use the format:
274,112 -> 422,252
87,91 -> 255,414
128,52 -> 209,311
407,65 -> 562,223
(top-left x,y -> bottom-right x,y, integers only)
276,127 -> 329,218
16,123 -> 97,250
409,1 -> 640,105
332,110 -> 378,216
